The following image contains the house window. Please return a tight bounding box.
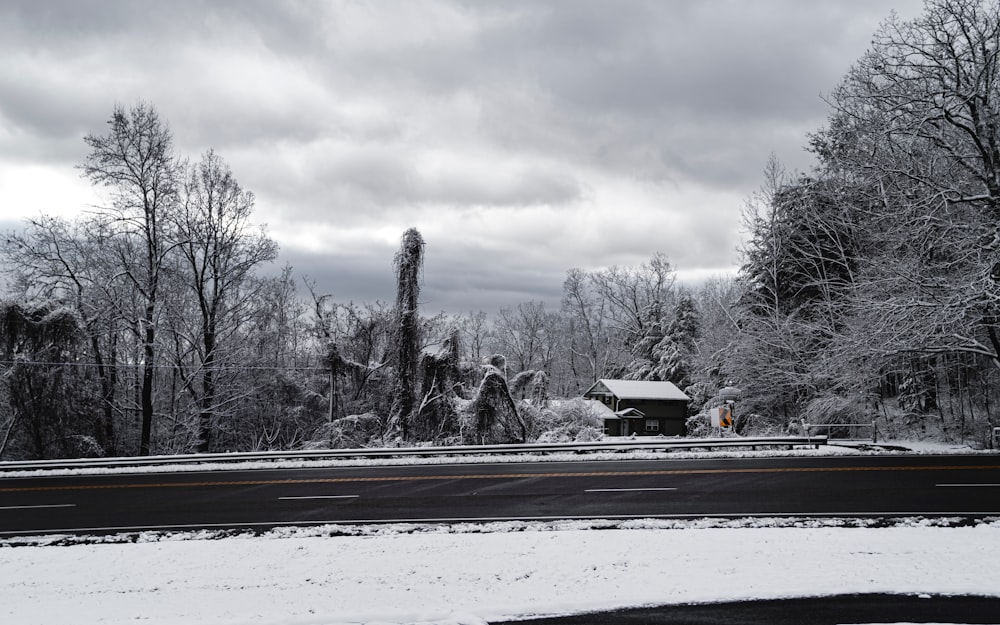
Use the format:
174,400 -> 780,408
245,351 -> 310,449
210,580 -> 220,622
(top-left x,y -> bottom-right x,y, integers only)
645,419 -> 659,432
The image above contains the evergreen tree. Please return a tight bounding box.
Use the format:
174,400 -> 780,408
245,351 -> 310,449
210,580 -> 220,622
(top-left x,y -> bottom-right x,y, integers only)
626,290 -> 700,388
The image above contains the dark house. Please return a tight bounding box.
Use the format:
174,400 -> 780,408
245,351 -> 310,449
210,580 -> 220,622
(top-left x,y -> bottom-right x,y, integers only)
583,379 -> 689,436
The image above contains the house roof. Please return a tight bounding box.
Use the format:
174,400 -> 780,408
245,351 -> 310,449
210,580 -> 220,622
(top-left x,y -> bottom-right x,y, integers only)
583,379 -> 689,402
582,399 -> 619,420
615,407 -> 646,419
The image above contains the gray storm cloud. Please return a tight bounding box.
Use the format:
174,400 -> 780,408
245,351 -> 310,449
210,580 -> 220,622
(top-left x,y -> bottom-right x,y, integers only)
0,0 -> 926,312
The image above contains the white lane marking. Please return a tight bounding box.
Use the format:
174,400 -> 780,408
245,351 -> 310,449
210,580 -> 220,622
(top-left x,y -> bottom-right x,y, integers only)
278,495 -> 359,500
0,504 -> 76,510
936,483 -> 1000,487
585,488 -> 678,493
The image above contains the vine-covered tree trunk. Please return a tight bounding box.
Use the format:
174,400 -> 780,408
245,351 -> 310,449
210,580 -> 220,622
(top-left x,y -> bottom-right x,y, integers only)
0,302 -> 101,459
389,228 -> 425,441
467,356 -> 525,444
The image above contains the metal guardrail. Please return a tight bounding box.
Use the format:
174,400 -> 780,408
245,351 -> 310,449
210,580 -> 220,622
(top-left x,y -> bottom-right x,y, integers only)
802,421 -> 878,444
0,436 -> 827,472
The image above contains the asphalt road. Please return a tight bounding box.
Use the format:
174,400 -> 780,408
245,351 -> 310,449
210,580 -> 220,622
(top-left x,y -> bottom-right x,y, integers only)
1,454 -> 999,536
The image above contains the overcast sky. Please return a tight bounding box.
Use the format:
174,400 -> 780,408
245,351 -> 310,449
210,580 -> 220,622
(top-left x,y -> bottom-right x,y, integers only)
0,0 -> 926,314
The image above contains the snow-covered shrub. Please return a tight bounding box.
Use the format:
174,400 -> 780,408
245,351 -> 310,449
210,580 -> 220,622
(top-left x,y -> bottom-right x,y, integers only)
802,394 -> 866,423
737,412 -> 786,436
510,370 -> 549,403
412,346 -> 461,443
66,435 -> 104,458
682,381 -> 715,416
800,394 -> 869,438
305,413 -> 383,449
685,412 -> 712,438
687,409 -> 785,437
463,364 -> 525,444
530,398 -> 604,442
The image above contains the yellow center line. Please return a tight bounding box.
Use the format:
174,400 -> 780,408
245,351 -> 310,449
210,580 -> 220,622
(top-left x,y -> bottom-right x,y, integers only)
1,464 -> 998,493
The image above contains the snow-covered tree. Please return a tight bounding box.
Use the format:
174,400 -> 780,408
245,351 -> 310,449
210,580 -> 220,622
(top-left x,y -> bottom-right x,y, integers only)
170,150 -> 278,452
0,301 -> 102,459
388,228 -> 425,441
81,101 -> 180,456
466,355 -> 525,444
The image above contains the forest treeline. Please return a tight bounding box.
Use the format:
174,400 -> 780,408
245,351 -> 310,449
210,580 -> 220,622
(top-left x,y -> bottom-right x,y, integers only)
735,0 -> 1000,446
2,0 -> 999,459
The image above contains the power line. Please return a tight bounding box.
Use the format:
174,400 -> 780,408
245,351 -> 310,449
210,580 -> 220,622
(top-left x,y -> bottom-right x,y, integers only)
0,359 -> 330,372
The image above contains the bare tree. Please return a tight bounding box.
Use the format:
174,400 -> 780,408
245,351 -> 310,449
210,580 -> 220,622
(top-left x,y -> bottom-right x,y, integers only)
81,102 -> 180,455
820,0 -> 1000,368
494,301 -> 546,374
1,216 -> 129,454
306,282 -> 393,421
590,252 -> 676,349
170,150 -> 278,452
236,267 -> 320,451
562,268 -> 616,389
458,310 -> 492,364
560,253 -> 676,389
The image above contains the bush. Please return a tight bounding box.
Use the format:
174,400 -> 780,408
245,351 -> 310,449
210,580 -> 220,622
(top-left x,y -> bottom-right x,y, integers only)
800,394 -> 869,438
305,413 -> 383,449
685,412 -> 712,438
530,398 -> 605,442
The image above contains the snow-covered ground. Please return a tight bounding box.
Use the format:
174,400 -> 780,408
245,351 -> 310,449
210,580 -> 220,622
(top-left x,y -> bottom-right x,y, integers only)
1,442 -> 997,625
1,518 -> 999,625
